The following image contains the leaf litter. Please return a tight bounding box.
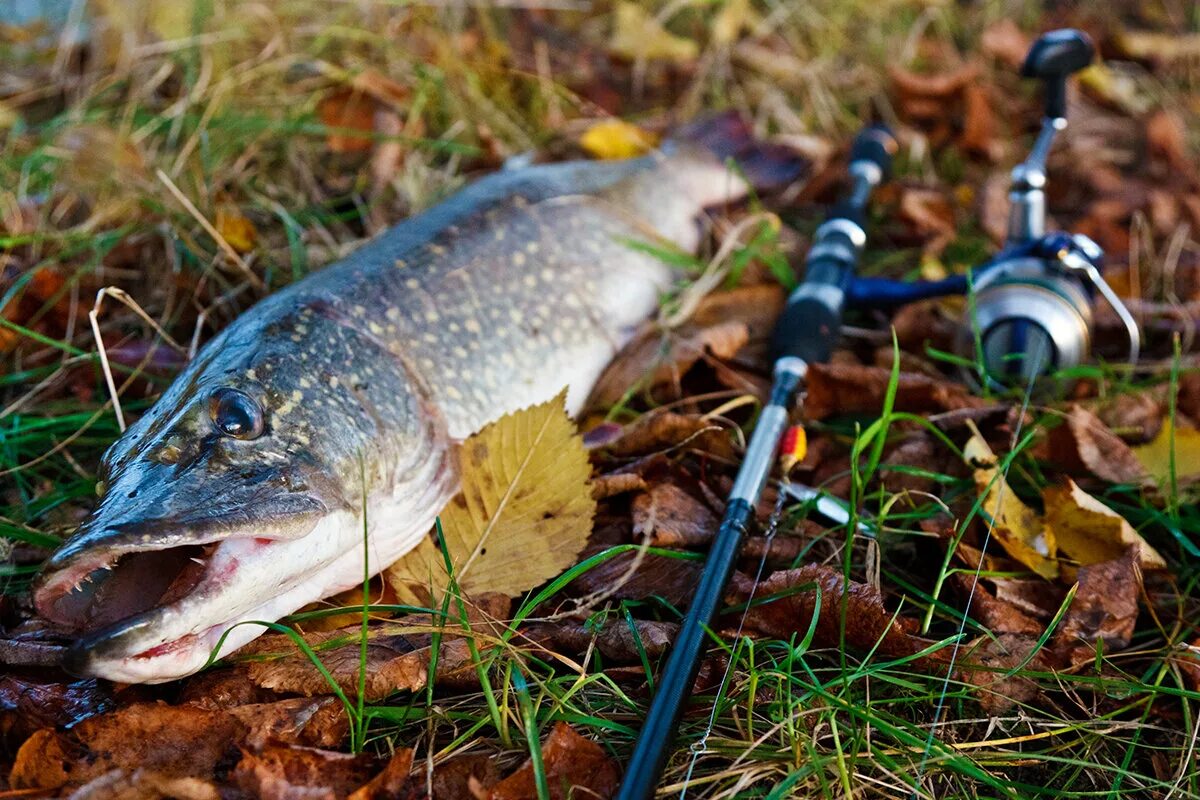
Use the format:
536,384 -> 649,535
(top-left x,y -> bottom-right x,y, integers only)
3,1 -> 1200,797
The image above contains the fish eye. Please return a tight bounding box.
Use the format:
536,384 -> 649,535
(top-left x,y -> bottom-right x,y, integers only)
209,387 -> 265,440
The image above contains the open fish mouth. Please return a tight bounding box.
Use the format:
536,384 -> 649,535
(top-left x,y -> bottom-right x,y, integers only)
32,509 -> 370,684
36,536 -> 276,683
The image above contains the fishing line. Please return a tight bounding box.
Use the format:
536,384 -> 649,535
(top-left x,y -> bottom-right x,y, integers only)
907,336 -> 1046,798
678,482 -> 789,797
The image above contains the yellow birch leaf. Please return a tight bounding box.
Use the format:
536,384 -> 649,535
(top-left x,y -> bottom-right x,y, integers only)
963,433 -> 1058,579
610,2 -> 699,64
713,0 -> 757,46
579,119 -> 659,160
215,207 -> 257,254
386,393 -> 595,605
1132,425 -> 1200,484
1043,479 -> 1166,571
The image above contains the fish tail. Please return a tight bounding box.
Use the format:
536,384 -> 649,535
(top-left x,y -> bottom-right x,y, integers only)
673,111 -> 810,191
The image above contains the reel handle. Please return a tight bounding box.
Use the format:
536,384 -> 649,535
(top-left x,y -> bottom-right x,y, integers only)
1022,29 -> 1094,120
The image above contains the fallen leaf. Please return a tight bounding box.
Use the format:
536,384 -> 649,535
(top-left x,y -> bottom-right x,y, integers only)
246,626 -> 474,702
1043,480 -> 1166,570
215,207 -> 257,254
228,697 -> 350,749
595,409 -> 735,460
0,675 -> 114,738
960,85 -> 995,157
568,544 -> 702,609
486,723 -> 620,800
65,770 -> 219,800
1042,405 -> 1147,484
318,88 -> 378,154
951,574 -> 1043,636
898,187 -> 957,254
519,619 -> 677,662
962,634 -> 1045,716
980,19 -> 1030,69
631,481 -> 718,546
234,745 -> 376,800
1053,548 -> 1142,665
10,703 -> 241,791
591,471 -> 648,499
712,0 -> 757,45
589,320 -> 749,407
387,395 -> 594,605
609,2 -> 698,64
1132,424 -> 1200,484
579,119 -> 658,160
731,565 -> 944,670
964,433 -> 1058,579
1178,638 -> 1200,693
804,362 -> 987,421
428,754 -> 502,799
348,748 -> 414,800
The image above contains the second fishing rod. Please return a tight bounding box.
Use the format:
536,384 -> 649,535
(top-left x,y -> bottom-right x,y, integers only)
616,123 -> 899,800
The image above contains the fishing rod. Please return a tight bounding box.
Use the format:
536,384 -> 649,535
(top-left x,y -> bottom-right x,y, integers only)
616,124 -> 898,800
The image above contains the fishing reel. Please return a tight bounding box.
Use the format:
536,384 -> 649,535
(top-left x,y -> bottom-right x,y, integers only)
954,28 -> 1140,391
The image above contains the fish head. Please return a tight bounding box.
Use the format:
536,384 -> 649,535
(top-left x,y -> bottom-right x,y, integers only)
34,313 -> 442,683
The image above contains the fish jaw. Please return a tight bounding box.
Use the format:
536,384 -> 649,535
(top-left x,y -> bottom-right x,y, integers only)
36,445 -> 457,684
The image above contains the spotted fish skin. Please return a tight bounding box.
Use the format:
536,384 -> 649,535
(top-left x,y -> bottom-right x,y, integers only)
34,121 -> 806,683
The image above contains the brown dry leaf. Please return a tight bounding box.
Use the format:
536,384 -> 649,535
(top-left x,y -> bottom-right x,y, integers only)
569,543 -> 702,609
228,697 -> 350,750
234,745 -> 376,800
519,619 -> 677,662
951,574 -> 1043,636
609,2 -> 698,64
991,577 -> 1067,622
898,187 -> 956,254
387,394 -> 594,605
889,63 -> 977,100
960,85 -> 996,157
1132,425 -> 1200,485
430,754 -> 502,799
631,481 -> 718,546
215,207 -> 257,254
732,565 -> 944,669
247,627 -> 474,702
1178,638 -> 1200,693
579,119 -> 658,160
1042,405 -> 1147,484
1146,109 -> 1197,181
962,634 -> 1045,716
980,19 -> 1030,69
318,88 -> 378,154
348,748 -> 414,800
10,703 -> 241,791
1043,480 -> 1166,571
597,409 -> 734,460
66,770 -> 220,800
0,676 -> 114,739
804,362 -> 987,421
486,723 -> 620,800
1053,548 -> 1142,665
589,320 -> 748,407
964,433 -> 1058,579
591,471 -> 648,500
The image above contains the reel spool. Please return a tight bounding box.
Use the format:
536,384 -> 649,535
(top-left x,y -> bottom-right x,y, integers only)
955,29 -> 1140,392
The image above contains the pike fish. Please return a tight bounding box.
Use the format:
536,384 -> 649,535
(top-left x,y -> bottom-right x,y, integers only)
34,115 -> 805,683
